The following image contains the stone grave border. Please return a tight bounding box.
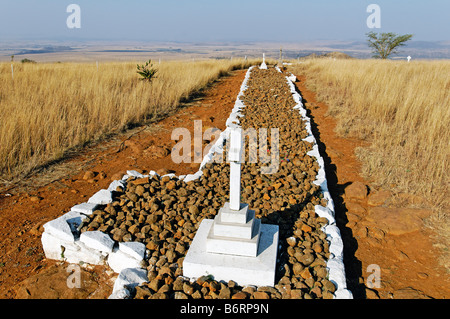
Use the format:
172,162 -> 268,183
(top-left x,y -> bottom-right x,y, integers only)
40,65 -> 352,299
279,67 -> 352,298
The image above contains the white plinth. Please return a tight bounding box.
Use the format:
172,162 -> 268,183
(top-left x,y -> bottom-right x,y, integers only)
183,219 -> 279,287
207,219 -> 261,257
212,209 -> 257,239
206,202 -> 261,257
219,202 -> 250,224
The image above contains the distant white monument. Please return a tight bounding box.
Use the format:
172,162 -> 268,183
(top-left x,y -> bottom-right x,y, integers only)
407,56 -> 412,62
260,53 -> 268,70
183,127 -> 279,287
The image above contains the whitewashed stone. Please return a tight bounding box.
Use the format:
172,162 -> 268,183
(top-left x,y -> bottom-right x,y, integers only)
112,267 -> 148,295
183,171 -> 203,183
43,216 -> 75,242
108,288 -> 131,299
64,240 -> 106,265
285,72 -> 352,299
41,231 -> 71,260
326,257 -> 347,292
161,173 -> 176,179
63,211 -> 86,234
119,242 -> 146,260
107,180 -> 125,192
334,289 -> 354,299
71,202 -> 98,215
80,231 -> 115,253
41,232 -> 105,265
87,189 -> 113,205
107,248 -> 144,273
329,238 -> 344,259
147,170 -> 157,177
325,225 -> 342,241
126,170 -> 144,178
315,205 -> 336,225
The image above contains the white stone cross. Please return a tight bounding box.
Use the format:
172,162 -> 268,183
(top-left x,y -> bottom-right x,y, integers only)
260,53 -> 268,70
228,128 -> 243,211
183,128 -> 279,286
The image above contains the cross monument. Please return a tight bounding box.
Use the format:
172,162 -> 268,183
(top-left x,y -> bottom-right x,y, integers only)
183,127 -> 279,287
260,53 -> 268,70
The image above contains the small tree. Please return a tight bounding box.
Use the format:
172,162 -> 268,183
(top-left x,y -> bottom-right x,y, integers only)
21,58 -> 36,64
136,60 -> 157,82
366,31 -> 413,59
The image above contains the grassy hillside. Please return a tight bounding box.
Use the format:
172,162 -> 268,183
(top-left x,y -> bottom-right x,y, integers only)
289,59 -> 449,211
0,59 -> 256,180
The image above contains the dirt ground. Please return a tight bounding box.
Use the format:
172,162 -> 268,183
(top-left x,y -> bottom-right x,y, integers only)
0,69 -> 247,299
291,72 -> 450,299
0,67 -> 448,299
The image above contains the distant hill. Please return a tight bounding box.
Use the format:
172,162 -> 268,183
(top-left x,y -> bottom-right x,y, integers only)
15,46 -> 74,55
301,51 -> 355,60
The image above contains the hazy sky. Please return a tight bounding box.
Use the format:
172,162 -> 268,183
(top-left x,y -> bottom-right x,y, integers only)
1,0 -> 449,43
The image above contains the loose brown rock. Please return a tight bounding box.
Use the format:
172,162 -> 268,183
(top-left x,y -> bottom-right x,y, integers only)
218,286 -> 231,299
252,291 -> 270,299
183,282 -> 195,295
83,171 -> 96,180
344,182 -> 368,200
232,291 -> 248,299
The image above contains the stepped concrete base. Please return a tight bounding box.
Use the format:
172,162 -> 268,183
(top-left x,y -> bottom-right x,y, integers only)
183,219 -> 279,287
212,209 -> 257,239
206,219 -> 261,257
206,203 -> 261,257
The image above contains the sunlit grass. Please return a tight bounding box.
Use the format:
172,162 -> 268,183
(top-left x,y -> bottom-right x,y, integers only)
0,59 -> 257,179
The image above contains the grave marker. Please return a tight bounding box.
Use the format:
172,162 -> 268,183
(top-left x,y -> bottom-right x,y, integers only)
228,128 -> 243,210
183,127 -> 279,287
260,53 -> 268,70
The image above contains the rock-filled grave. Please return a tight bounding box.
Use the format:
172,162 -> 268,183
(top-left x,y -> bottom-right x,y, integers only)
42,66 -> 350,299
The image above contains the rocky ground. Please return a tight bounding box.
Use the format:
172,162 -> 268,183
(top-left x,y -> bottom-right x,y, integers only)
78,67 -> 337,299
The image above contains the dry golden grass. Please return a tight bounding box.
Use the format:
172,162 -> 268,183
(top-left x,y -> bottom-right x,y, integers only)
0,59 -> 256,180
289,59 -> 450,210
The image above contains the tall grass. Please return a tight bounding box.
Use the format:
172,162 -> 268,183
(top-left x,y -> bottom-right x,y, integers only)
289,59 -> 450,208
0,59 -> 256,180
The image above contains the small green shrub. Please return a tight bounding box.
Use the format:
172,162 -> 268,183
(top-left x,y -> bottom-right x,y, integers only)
136,60 -> 157,82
